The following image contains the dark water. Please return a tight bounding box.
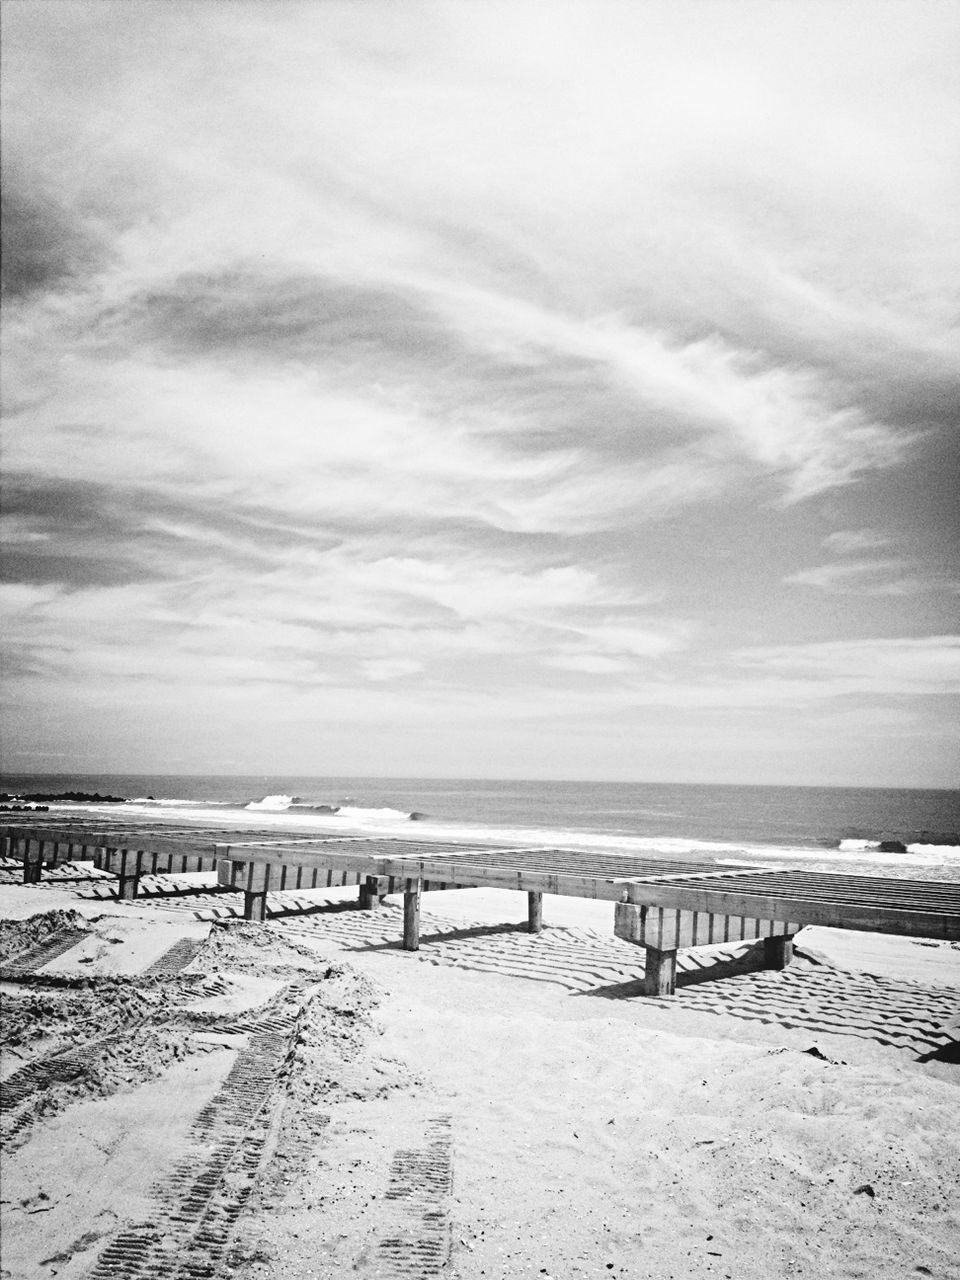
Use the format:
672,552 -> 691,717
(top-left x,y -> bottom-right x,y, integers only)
3,772 -> 958,857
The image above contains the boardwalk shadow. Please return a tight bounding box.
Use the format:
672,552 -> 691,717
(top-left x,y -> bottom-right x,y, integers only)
349,920 -> 529,954
50,881 -> 957,1067
268,898 -> 364,921
582,944 -> 769,1001
589,952 -> 960,1062
292,911 -> 960,1063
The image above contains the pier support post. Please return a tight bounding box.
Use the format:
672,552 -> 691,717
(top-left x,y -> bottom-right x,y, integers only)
528,891 -> 543,933
22,839 -> 44,884
359,875 -> 387,911
242,863 -> 271,922
763,934 -> 795,970
244,889 -> 269,922
403,879 -> 422,951
644,946 -> 678,997
115,849 -> 142,900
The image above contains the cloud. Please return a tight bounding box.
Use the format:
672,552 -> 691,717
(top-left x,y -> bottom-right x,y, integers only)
362,658 -> 424,683
784,559 -> 930,596
2,1 -> 959,783
785,529 -> 960,596
0,185 -> 107,298
823,529 -> 895,555
732,635 -> 960,697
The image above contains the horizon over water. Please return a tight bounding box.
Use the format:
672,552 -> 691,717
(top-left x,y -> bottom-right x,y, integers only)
2,772 -> 959,883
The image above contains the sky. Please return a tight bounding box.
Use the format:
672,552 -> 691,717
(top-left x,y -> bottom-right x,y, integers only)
1,0 -> 959,787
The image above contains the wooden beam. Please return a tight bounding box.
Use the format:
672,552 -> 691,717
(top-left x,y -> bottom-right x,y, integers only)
376,858 -> 625,901
403,879 -> 422,951
2,827 -> 222,860
614,903 -> 797,950
644,947 -> 677,997
623,882 -> 960,941
216,844 -> 385,875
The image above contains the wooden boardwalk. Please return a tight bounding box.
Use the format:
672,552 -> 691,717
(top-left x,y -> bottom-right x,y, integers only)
4,822 -> 959,995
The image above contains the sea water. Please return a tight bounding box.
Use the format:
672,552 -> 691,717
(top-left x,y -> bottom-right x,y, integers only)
2,773 -> 959,882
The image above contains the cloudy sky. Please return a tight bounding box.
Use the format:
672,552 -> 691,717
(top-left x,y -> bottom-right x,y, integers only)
2,0 -> 958,786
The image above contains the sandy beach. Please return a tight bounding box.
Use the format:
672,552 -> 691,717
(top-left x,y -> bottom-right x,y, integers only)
2,869 -> 958,1280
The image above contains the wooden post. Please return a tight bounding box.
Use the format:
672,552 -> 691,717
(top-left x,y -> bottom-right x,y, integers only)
244,888 -> 269,921
243,862 -> 271,922
360,875 -> 385,911
115,849 -> 142,900
22,839 -> 44,884
216,858 -> 237,889
644,946 -> 678,997
528,891 -> 543,933
403,879 -> 422,951
763,934 -> 795,970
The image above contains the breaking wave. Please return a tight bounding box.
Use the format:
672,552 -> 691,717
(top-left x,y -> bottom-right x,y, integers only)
244,794 -> 297,811
243,795 -> 417,822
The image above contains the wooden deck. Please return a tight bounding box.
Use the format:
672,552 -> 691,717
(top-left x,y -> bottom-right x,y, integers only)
4,823 -> 958,996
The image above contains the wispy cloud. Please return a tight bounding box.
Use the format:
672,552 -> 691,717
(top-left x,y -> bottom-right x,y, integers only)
784,560 -> 937,596
786,530 -> 960,596
823,529 -> 895,555
2,0 -> 958,783
732,636 -> 960,697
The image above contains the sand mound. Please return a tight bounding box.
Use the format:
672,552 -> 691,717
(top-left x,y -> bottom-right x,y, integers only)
0,910 -> 89,965
195,917 -> 339,974
1,912 -> 390,1279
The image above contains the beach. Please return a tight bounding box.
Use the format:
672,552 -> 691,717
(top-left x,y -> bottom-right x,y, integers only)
6,0 -> 960,1272
2,860 -> 958,1280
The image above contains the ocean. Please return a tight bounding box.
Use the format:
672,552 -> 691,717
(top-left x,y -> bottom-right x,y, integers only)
2,773 -> 959,883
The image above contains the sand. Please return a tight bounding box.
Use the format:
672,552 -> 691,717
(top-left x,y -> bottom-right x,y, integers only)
1,875 -> 958,1280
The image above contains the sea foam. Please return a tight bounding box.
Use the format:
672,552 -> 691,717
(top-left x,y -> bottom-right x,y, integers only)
245,794 -> 296,811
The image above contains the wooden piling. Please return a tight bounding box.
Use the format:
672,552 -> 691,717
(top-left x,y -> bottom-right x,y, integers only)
403,879 -> 422,951
763,933 -> 795,970
244,891 -> 268,921
242,862 -> 271,921
644,946 -> 678,997
360,875 -> 387,911
528,891 -> 543,933
115,849 -> 142,900
22,839 -> 44,884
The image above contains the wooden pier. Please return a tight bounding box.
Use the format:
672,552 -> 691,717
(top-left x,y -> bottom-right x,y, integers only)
4,823 -> 959,996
